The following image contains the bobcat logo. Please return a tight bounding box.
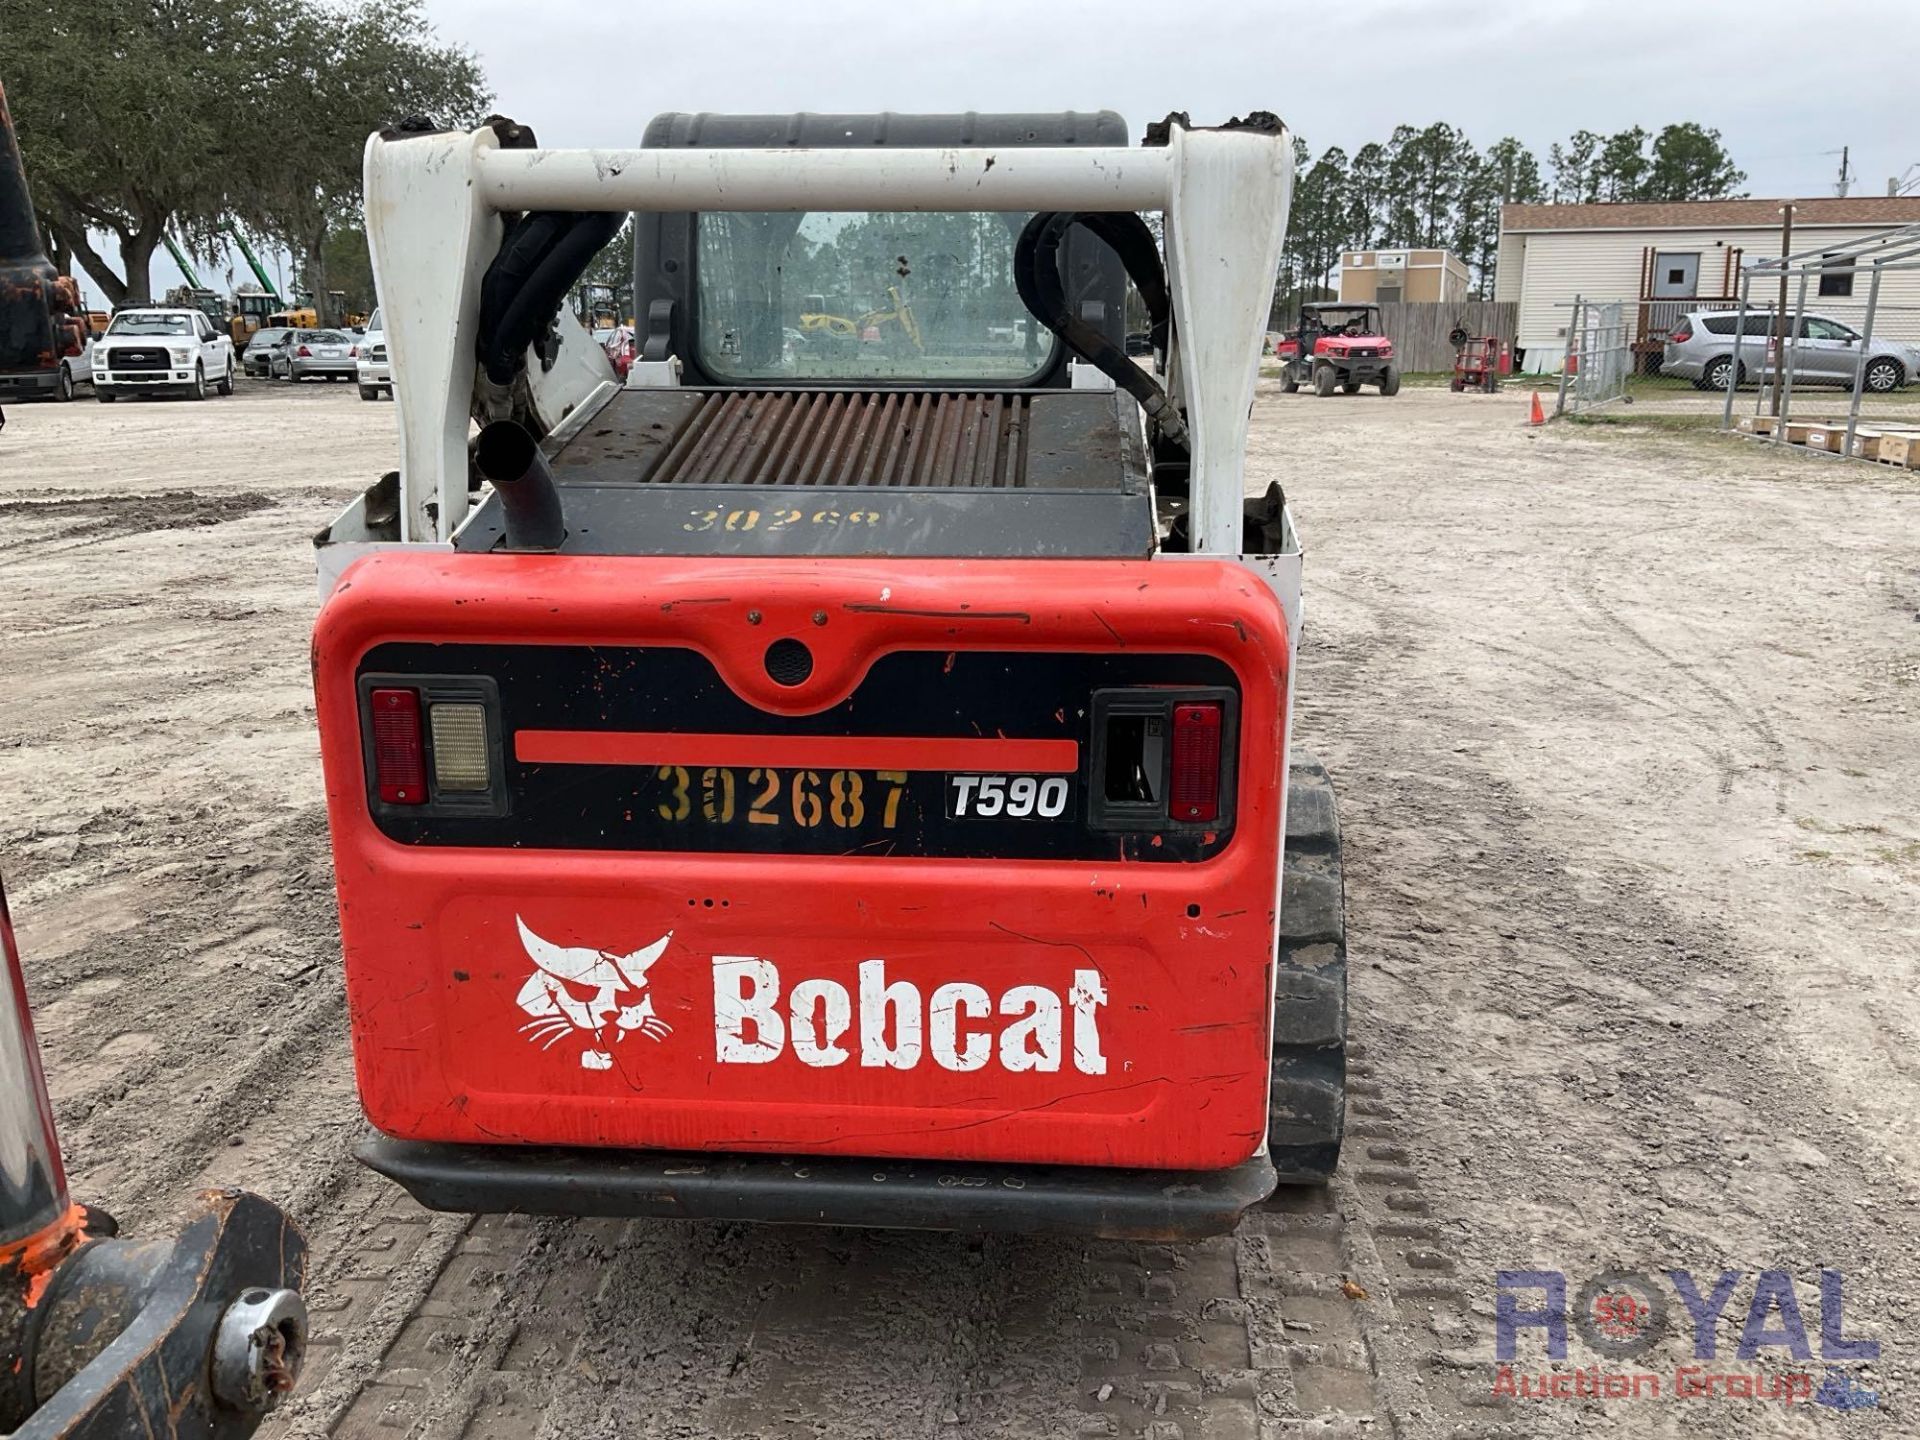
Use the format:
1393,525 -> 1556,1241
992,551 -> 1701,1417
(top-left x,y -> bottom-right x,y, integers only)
514,916 -> 672,1071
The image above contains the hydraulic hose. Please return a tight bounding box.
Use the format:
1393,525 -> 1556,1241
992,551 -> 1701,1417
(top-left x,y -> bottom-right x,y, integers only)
480,211 -> 625,386
475,212 -> 572,376
1013,210 -> 1187,448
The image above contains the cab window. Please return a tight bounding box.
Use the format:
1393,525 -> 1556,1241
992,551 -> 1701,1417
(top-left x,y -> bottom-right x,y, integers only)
695,210 -> 1055,383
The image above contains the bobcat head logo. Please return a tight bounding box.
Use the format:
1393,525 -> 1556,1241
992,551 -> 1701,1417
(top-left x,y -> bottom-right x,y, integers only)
514,916 -> 672,1071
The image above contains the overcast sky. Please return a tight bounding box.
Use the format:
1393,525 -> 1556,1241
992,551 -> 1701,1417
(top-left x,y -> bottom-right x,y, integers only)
151,0 -> 1915,301
429,0 -> 1910,195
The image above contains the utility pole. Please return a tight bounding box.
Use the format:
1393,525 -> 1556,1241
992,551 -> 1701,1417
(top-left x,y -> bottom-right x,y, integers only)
1771,203 -> 1794,418
1834,146 -> 1851,198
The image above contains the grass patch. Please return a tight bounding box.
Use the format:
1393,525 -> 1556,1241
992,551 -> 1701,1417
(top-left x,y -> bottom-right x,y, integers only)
1795,816 -> 1891,838
1566,411 -> 1726,433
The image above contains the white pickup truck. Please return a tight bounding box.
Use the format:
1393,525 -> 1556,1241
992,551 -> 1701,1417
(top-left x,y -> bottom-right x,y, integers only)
93,308 -> 236,401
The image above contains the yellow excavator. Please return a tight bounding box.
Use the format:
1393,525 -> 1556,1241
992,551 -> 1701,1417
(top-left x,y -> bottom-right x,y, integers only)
799,284 -> 924,352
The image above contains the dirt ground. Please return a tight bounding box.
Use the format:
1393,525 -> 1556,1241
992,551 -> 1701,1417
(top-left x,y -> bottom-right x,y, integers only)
1,377 -> 1915,1438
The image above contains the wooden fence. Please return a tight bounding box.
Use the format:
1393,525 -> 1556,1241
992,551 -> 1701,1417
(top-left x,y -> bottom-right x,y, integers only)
1370,300 -> 1517,373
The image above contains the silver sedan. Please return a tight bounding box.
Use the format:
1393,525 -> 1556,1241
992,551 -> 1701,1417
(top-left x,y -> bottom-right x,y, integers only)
276,330 -> 358,383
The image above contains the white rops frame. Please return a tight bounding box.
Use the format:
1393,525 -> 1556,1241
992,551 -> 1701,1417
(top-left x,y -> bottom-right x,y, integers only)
361,120 -> 1295,561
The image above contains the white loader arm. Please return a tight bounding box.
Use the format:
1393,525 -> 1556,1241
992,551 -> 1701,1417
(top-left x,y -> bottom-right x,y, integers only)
360,116 -> 1293,555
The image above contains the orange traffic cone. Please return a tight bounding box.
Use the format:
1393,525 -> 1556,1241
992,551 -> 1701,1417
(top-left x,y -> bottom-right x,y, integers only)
1529,391 -> 1546,427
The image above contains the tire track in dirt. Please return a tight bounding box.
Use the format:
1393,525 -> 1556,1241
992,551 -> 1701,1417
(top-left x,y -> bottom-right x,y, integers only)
1564,558 -> 1789,816
1296,566 -> 1915,1436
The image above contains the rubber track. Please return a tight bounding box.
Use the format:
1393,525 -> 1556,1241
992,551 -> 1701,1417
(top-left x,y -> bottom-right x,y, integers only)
1271,753 -> 1347,1182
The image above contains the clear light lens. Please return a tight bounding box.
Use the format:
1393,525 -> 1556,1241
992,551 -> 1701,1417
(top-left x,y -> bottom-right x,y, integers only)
429,704 -> 490,791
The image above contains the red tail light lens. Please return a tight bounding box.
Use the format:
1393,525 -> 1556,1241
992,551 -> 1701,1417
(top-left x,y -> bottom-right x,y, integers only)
370,688 -> 426,804
1669,324 -> 1692,344
297,344 -> 312,357
1169,702 -> 1223,823
349,345 -> 359,358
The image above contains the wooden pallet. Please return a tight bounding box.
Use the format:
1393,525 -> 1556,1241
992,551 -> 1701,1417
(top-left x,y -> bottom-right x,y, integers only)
1733,414 -> 1920,465
1872,432 -> 1920,468
1846,429 -> 1911,461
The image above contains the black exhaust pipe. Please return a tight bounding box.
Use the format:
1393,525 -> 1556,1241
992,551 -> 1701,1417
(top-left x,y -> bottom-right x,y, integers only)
474,420 -> 565,551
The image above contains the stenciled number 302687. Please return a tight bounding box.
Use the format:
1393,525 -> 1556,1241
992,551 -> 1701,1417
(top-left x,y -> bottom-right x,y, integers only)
948,774 -> 1070,820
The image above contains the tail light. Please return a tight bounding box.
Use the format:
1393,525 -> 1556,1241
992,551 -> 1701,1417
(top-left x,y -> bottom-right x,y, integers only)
297,344 -> 312,358
1169,703 -> 1223,823
1091,690 -> 1233,831
362,679 -> 502,812
1669,323 -> 1692,344
349,345 -> 359,358
369,689 -> 426,804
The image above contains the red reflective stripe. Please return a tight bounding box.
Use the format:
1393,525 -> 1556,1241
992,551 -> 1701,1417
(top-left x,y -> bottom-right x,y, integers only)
1168,703 -> 1222,823
514,731 -> 1078,774
369,688 -> 426,805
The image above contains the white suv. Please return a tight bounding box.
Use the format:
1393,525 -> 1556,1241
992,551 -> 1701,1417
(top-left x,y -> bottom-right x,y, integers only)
93,309 -> 235,401
355,308 -> 391,400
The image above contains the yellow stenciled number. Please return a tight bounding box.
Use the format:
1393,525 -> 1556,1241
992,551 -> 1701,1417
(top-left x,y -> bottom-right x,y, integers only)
876,771 -> 908,829
791,770 -> 824,828
747,768 -> 780,825
655,765 -> 691,821
701,766 -> 736,823
828,770 -> 866,828
683,509 -> 719,533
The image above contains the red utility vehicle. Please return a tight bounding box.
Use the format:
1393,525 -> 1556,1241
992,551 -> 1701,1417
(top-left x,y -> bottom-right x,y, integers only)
1276,301 -> 1400,396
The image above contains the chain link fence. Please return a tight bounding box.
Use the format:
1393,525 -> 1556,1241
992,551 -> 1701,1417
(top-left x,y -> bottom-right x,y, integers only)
1555,298 -> 1631,413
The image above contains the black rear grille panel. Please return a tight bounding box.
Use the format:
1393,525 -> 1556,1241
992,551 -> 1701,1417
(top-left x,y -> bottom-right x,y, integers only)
471,387 -> 1151,558
644,391 -> 1032,489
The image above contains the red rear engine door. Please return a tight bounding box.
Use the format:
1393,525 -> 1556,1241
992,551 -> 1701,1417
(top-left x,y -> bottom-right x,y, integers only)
314,554 -> 1289,1172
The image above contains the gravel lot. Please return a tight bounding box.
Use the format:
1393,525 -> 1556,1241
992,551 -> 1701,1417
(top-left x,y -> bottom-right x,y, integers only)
1,377 -> 1914,1437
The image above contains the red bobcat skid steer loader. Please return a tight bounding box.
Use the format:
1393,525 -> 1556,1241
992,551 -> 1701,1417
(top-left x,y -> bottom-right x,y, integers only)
311,110 -> 1348,1240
